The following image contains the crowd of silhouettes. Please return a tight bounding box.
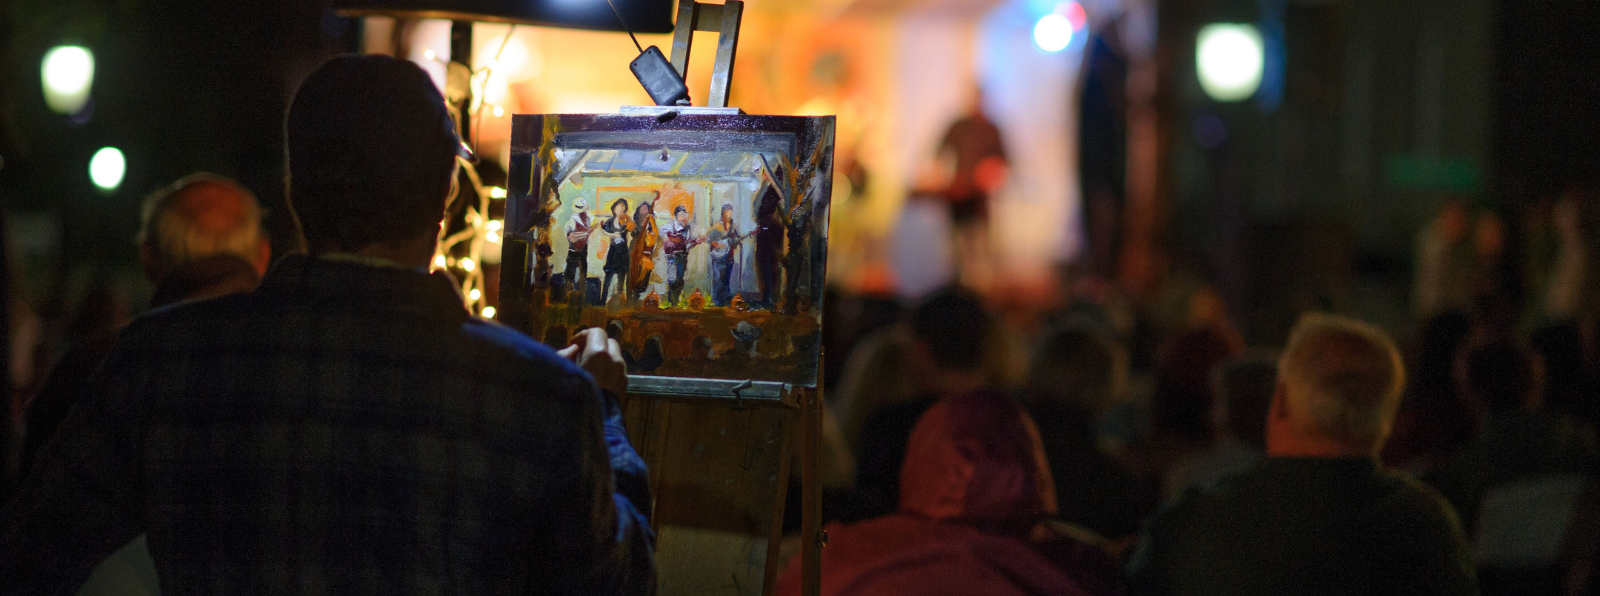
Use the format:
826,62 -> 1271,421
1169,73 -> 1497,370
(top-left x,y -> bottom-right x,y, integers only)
5,55 -> 1600,596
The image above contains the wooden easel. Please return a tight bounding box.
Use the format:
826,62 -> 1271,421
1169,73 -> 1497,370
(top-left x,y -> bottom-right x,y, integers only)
619,3 -> 822,595
621,379 -> 820,596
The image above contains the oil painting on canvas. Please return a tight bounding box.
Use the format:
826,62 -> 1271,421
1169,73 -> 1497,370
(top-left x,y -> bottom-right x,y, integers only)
499,112 -> 835,388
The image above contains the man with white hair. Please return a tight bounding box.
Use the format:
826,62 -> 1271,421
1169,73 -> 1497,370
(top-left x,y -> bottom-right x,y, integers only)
1129,313 -> 1478,596
18,172 -> 270,595
24,172 -> 270,477
137,172 -> 271,305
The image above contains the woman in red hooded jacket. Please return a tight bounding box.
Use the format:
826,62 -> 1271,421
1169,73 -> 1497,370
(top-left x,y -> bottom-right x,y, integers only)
775,390 -> 1127,596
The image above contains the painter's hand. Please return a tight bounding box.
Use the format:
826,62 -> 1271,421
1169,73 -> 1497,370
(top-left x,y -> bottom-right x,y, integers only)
558,327 -> 628,399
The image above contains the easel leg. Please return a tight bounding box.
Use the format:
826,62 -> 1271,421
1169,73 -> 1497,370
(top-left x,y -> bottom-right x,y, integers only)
800,389 -> 822,596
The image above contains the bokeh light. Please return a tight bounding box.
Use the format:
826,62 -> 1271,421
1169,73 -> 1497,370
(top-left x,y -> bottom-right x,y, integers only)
88,146 -> 124,191
1033,13 -> 1073,53
1196,24 -> 1264,102
41,46 -> 95,115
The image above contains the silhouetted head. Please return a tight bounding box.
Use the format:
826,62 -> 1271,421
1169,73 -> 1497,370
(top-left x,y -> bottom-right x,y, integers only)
910,287 -> 992,374
1023,326 -> 1126,418
1213,353 -> 1277,448
1458,339 -> 1543,413
286,55 -> 460,254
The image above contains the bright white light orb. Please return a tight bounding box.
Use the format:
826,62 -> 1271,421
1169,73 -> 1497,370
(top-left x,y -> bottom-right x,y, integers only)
486,219 -> 504,231
482,306 -> 497,318
1033,13 -> 1073,53
1196,24 -> 1264,102
88,147 -> 124,191
433,254 -> 448,268
469,288 -> 482,301
488,186 -> 507,199
460,257 -> 476,272
42,46 -> 95,114
492,105 -> 505,117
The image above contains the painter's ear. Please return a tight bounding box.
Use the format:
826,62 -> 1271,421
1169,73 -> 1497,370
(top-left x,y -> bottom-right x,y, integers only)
253,238 -> 272,277
140,244 -> 161,285
1270,382 -> 1291,421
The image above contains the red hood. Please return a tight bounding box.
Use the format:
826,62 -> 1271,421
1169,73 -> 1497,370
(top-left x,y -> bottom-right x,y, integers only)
898,390 -> 1057,529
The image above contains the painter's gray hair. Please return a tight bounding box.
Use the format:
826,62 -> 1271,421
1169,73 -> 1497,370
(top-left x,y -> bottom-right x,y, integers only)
138,172 -> 264,277
1278,313 -> 1406,451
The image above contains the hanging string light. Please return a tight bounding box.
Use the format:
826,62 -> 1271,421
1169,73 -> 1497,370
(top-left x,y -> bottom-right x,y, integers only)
430,26 -> 517,318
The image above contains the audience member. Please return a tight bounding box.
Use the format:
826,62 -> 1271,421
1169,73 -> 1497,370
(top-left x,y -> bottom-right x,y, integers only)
21,173 -> 270,480
0,56 -> 654,594
1129,313 -> 1477,596
848,287 -> 996,520
1021,325 -> 1157,542
1424,339 -> 1596,595
1414,200 -> 1476,320
1135,325 -> 1241,477
1383,311 -> 1476,471
1162,351 -> 1275,501
775,389 -> 1125,596
834,326 -> 917,449
13,173 -> 269,596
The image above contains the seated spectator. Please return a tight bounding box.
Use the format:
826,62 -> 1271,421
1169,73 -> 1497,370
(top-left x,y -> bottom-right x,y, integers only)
1136,325 -> 1242,478
1162,351 -> 1275,501
775,389 -> 1126,596
14,172 -> 270,596
1424,339 -> 1596,595
0,56 -> 653,594
21,172 -> 270,480
1021,325 -> 1158,543
1129,313 -> 1477,596
834,326 -> 917,451
1383,311 -> 1476,472
848,287 -> 996,521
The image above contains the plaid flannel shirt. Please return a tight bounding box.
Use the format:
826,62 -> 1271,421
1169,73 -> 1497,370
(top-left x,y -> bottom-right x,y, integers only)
0,255 -> 655,594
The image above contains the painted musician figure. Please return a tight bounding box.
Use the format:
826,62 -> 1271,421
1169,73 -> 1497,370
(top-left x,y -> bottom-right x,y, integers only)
599,198 -> 633,304
629,192 -> 661,301
707,203 -> 744,306
563,197 -> 594,292
661,205 -> 706,305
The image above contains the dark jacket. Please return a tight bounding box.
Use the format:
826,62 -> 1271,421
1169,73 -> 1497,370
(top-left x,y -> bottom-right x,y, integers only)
18,254 -> 262,481
1,255 -> 655,594
1129,457 -> 1478,596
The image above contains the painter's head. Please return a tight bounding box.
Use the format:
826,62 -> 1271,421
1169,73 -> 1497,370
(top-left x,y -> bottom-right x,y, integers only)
286,55 -> 460,255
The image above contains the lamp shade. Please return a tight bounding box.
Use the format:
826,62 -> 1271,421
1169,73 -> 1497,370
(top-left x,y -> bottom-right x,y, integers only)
336,0 -> 674,34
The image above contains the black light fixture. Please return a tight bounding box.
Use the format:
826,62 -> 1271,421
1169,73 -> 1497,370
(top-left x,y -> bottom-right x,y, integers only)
336,0 -> 675,34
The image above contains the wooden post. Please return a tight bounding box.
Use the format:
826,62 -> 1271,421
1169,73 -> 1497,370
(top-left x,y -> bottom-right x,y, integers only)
799,387 -> 822,596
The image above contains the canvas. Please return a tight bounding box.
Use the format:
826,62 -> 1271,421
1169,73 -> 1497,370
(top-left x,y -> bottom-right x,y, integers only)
499,111 -> 835,388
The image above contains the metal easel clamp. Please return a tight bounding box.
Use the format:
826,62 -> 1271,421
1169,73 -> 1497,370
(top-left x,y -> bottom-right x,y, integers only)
729,379 -> 754,410
669,0 -> 744,108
